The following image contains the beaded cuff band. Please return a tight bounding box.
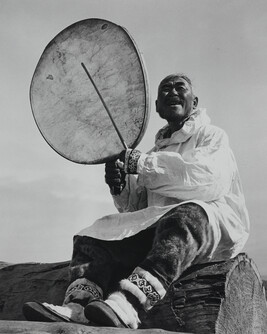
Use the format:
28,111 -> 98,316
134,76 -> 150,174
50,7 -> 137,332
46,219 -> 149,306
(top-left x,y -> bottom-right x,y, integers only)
64,279 -> 102,305
65,283 -> 102,300
124,149 -> 141,174
128,272 -> 160,307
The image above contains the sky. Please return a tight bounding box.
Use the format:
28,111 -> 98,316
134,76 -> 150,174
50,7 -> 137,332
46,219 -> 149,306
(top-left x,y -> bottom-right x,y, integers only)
1,0 -> 267,275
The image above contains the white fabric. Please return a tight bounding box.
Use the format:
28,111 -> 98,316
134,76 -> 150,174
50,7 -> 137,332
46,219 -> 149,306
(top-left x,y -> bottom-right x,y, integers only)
105,291 -> 140,329
42,302 -> 88,324
78,108 -> 250,262
120,279 -> 147,305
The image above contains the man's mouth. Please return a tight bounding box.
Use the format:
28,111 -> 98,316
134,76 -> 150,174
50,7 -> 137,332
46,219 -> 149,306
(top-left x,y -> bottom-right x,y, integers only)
166,98 -> 183,106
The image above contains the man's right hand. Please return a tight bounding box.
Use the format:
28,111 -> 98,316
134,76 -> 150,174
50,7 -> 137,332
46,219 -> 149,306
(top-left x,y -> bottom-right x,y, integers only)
105,160 -> 126,195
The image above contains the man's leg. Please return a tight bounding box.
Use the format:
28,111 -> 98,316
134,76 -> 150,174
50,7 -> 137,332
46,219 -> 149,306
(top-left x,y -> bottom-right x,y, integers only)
23,228 -> 155,323
64,228 -> 155,305
140,203 -> 214,287
85,203 -> 215,328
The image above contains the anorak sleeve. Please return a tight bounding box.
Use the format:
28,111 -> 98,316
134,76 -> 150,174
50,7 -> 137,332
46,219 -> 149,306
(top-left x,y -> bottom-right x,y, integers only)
137,127 -> 235,202
112,174 -> 148,213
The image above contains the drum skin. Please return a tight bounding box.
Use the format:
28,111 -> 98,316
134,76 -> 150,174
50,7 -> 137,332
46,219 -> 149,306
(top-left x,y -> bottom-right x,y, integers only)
30,18 -> 149,164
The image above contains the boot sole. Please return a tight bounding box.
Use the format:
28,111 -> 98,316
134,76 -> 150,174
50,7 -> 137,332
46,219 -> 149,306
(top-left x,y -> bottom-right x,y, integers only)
23,302 -> 72,322
84,300 -> 128,328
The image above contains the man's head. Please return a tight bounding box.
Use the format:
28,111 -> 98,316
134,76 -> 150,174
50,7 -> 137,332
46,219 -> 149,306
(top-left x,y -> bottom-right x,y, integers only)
156,74 -> 198,130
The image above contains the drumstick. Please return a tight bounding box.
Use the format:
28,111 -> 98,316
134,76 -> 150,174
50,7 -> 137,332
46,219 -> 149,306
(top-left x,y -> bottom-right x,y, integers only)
81,62 -> 128,150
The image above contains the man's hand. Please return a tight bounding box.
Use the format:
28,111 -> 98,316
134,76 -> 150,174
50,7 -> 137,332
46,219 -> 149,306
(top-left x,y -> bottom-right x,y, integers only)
119,149 -> 142,174
105,160 -> 126,195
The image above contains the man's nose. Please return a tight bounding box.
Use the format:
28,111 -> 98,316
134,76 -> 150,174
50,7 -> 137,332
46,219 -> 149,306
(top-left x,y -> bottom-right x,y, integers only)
169,87 -> 178,95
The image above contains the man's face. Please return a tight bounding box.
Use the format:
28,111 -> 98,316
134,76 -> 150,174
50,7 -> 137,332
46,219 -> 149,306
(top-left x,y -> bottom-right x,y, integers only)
156,76 -> 198,124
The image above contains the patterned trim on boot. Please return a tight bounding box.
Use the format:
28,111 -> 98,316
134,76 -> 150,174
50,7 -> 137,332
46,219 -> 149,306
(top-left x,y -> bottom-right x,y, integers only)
120,267 -> 166,311
64,278 -> 103,305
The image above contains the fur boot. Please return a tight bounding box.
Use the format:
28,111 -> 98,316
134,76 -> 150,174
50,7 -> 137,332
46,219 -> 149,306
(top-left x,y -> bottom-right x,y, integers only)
23,278 -> 103,323
85,266 -> 166,328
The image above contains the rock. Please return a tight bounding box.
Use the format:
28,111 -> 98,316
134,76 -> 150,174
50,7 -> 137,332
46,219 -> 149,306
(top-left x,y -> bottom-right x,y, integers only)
0,261 -> 69,320
141,253 -> 267,333
0,321 -> 190,334
0,253 -> 266,333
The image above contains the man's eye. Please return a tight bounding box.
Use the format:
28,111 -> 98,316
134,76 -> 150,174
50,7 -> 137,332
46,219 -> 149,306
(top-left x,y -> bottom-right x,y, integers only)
161,86 -> 171,92
176,86 -> 186,91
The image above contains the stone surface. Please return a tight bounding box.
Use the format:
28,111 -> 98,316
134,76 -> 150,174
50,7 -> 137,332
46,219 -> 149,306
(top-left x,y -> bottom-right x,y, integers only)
0,261 -> 69,320
141,254 -> 267,333
1,254 -> 266,333
0,321 -> 191,334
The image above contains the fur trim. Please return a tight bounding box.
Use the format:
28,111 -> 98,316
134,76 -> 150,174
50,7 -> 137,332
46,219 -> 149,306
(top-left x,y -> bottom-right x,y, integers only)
105,292 -> 140,329
133,267 -> 166,298
43,302 -> 88,324
120,279 -> 147,306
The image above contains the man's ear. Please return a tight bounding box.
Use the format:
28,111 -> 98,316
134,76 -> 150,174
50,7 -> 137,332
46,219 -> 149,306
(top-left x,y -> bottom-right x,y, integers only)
155,99 -> 158,113
193,96 -> 198,109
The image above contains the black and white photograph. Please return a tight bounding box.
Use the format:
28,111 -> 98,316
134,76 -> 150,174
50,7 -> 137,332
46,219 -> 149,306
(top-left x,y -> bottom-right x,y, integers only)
1,0 -> 267,332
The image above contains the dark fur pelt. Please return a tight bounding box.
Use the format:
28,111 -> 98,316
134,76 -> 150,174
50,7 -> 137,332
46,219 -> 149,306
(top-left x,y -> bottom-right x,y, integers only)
66,203 -> 213,302
141,203 -> 213,287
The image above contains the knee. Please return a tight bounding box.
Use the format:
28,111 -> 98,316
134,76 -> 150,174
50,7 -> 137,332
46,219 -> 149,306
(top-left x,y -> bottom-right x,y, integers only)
155,203 -> 211,246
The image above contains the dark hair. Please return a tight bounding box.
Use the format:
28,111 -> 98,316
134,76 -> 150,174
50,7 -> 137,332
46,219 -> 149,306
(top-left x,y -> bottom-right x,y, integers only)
159,73 -> 193,92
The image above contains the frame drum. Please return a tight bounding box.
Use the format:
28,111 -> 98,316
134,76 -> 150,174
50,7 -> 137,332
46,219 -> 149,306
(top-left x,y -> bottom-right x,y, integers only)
30,19 -> 149,164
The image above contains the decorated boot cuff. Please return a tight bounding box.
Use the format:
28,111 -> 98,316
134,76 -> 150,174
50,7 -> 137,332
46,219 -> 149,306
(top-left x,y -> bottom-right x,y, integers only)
121,267 -> 166,311
64,278 -> 103,305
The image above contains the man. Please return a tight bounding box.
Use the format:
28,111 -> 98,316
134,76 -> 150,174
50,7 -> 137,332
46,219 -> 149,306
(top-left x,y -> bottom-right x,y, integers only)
23,74 -> 249,328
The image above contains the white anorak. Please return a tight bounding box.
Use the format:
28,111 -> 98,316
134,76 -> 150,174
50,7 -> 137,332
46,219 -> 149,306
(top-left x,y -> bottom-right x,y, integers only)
78,108 -> 250,262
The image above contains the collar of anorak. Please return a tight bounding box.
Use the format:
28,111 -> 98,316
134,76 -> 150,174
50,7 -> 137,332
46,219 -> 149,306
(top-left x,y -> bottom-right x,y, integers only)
154,108 -> 210,148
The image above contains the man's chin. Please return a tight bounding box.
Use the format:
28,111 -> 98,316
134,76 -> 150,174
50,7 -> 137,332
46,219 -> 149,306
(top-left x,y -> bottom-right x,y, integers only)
166,110 -> 187,120
157,106 -> 189,121
160,115 -> 186,124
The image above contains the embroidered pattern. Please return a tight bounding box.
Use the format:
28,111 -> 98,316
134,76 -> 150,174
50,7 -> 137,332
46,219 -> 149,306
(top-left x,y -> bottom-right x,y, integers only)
65,284 -> 101,300
128,273 -> 160,306
124,149 -> 141,174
